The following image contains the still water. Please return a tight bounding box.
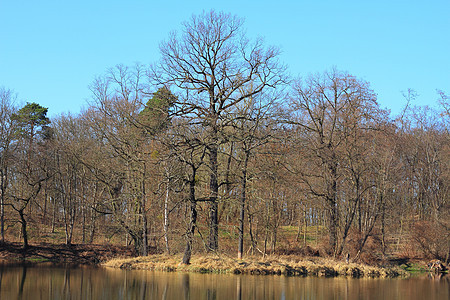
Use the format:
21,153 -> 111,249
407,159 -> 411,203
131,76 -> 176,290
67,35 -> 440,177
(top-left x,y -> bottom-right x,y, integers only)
0,264 -> 448,300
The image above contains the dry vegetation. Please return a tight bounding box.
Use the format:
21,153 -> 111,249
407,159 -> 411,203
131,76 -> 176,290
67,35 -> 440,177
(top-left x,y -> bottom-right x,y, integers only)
102,254 -> 408,278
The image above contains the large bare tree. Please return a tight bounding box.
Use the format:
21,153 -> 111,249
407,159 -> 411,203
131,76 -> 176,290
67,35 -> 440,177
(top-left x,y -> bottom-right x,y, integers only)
152,10 -> 285,251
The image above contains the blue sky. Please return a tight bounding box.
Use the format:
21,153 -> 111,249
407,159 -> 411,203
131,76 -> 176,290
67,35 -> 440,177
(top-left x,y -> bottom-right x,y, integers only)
1,0 -> 449,118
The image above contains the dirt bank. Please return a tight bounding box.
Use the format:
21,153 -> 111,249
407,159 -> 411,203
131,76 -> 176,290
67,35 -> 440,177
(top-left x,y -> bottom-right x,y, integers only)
0,242 -> 134,265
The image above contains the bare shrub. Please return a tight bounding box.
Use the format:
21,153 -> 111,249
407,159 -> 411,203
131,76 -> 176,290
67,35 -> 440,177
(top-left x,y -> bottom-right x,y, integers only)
343,228 -> 384,265
274,245 -> 320,257
412,221 -> 449,261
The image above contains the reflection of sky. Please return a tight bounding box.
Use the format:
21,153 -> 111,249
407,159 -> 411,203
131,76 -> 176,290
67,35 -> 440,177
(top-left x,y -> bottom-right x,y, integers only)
1,1 -> 448,117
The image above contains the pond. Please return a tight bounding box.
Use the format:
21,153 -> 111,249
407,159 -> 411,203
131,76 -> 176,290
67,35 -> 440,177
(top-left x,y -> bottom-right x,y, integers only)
0,263 -> 448,299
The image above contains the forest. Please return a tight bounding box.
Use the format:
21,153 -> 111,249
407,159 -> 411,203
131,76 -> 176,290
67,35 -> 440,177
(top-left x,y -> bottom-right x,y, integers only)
0,11 -> 448,266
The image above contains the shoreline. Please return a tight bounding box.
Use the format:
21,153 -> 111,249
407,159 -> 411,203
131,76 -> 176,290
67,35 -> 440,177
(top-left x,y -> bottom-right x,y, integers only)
1,242 -> 442,278
0,242 -> 134,265
102,254 -> 411,278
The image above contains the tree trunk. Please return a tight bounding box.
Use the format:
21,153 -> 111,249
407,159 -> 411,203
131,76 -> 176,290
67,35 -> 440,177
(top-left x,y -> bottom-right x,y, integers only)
337,194 -> 359,257
141,168 -> 148,256
328,199 -> 338,256
164,175 -> 170,254
271,228 -> 277,253
381,193 -> 386,255
89,210 -> 96,244
142,212 -> 148,256
89,181 -> 100,244
51,196 -> 56,233
82,205 -> 86,244
0,197 -> 4,243
303,208 -> 308,246
43,182 -> 48,225
182,178 -> 197,265
182,201 -> 197,265
218,142 -> 235,224
0,169 -> 5,243
238,152 -> 249,259
19,209 -> 28,249
327,157 -> 339,256
63,194 -> 75,246
208,142 -> 219,251
247,209 -> 257,255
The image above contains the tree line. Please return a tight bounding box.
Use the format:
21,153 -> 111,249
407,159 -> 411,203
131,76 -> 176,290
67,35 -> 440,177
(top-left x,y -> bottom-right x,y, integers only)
1,11 -> 448,264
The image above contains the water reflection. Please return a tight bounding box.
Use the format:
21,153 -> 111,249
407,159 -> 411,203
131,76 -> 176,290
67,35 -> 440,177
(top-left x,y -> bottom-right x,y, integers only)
0,263 -> 448,300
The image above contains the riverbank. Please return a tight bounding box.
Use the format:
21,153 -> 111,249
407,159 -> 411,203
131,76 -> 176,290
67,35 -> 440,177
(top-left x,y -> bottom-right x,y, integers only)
0,242 -> 134,265
0,242 -> 433,278
102,254 -> 409,278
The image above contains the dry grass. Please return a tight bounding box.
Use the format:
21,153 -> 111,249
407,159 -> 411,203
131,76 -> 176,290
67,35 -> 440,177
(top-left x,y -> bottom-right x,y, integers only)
102,254 -> 408,278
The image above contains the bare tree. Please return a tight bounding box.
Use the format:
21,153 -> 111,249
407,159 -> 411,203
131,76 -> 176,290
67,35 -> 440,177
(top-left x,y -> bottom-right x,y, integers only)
0,87 -> 17,242
289,69 -> 381,256
227,91 -> 280,258
153,10 -> 285,251
438,90 -> 449,132
9,102 -> 50,249
85,64 -> 153,255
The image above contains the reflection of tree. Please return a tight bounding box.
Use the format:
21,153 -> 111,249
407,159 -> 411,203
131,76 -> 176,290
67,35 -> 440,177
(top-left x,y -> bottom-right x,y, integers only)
63,268 -> 71,298
17,266 -> 27,299
122,270 -> 128,299
206,288 -> 217,300
162,281 -> 168,300
236,276 -> 242,300
80,268 -> 85,298
139,275 -> 147,300
181,274 -> 189,300
428,272 -> 445,281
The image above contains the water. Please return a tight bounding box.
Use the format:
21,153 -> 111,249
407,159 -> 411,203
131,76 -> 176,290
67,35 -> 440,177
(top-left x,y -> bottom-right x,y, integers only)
0,263 -> 448,299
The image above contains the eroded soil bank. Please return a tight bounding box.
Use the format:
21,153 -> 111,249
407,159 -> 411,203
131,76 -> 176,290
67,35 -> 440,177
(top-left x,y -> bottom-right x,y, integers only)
0,242 -> 134,265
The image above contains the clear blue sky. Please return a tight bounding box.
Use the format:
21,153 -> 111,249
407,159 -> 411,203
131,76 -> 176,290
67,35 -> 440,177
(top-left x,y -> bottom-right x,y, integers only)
1,0 -> 449,118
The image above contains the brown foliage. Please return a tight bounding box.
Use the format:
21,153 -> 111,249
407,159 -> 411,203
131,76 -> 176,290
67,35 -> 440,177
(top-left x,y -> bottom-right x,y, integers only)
412,221 -> 449,261
343,229 -> 384,265
274,245 -> 320,257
